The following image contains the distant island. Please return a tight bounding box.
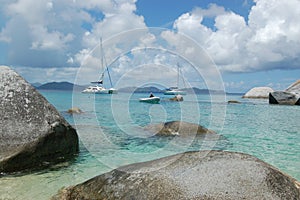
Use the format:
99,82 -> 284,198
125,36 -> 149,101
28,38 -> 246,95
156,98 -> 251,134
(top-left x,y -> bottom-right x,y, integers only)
31,82 -> 43,88
118,86 -> 163,93
35,81 -> 242,95
118,86 -> 226,94
36,81 -> 85,91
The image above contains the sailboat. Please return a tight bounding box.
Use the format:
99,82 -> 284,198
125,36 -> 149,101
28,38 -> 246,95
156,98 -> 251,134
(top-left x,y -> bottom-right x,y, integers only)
82,38 -> 118,94
164,63 -> 186,95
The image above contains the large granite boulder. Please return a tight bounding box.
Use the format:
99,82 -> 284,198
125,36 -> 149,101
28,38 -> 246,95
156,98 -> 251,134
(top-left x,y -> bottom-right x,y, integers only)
286,80 -> 300,94
268,80 -> 300,105
52,150 -> 300,200
144,121 -> 216,137
269,91 -> 300,105
242,87 -> 274,99
0,66 -> 79,172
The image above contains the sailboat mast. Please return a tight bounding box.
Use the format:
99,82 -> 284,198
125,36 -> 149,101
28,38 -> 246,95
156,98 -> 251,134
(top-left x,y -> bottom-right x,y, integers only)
100,38 -> 104,83
177,63 -> 180,89
101,37 -> 114,88
107,67 -> 113,88
103,55 -> 113,88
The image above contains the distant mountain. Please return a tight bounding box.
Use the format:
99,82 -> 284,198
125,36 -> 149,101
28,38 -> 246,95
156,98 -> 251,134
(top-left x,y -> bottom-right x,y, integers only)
31,82 -> 42,88
134,86 -> 163,93
183,87 -> 226,94
118,86 -> 228,94
36,82 -> 239,94
118,86 -> 137,93
37,82 -> 85,91
119,86 -> 163,93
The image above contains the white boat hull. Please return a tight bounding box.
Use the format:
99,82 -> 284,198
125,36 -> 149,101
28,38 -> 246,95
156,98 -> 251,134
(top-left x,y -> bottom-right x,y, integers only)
94,90 -> 109,94
164,90 -> 186,95
139,97 -> 160,103
82,86 -> 118,94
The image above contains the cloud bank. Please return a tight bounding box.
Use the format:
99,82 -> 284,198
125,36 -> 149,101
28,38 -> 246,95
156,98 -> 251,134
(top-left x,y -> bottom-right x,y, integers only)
0,0 -> 299,86
173,1 -> 300,72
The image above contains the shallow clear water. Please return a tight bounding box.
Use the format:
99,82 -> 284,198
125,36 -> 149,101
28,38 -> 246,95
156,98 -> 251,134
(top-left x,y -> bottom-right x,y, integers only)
0,90 -> 299,199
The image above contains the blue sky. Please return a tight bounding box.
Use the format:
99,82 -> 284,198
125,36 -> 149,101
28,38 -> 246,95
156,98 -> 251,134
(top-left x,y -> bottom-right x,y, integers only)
136,0 -> 254,27
0,0 -> 300,92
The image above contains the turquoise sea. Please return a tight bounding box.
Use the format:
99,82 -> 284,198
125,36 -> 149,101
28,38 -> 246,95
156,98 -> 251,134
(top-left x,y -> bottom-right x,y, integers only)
0,90 -> 299,200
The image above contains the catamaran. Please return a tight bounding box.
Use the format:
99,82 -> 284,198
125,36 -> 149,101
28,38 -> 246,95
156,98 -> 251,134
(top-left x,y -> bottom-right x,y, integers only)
82,38 -> 118,94
164,63 -> 186,95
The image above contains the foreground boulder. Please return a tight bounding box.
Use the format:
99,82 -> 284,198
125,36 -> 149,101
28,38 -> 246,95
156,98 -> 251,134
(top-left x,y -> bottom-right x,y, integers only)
0,66 -> 79,172
52,150 -> 300,200
242,87 -> 274,98
144,121 -> 216,136
269,91 -> 300,105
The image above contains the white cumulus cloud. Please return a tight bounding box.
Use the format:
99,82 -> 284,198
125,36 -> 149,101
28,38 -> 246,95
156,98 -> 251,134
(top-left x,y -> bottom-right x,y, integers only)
0,0 -> 147,84
0,0 -> 145,69
170,0 -> 300,73
0,0 -> 300,88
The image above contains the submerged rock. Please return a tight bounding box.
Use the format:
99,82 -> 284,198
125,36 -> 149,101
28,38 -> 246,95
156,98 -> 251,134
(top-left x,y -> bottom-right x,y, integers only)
52,150 -> 300,200
0,66 -> 79,173
144,121 -> 216,137
67,107 -> 83,114
169,95 -> 183,101
228,100 -> 241,104
242,87 -> 274,99
269,91 -> 300,105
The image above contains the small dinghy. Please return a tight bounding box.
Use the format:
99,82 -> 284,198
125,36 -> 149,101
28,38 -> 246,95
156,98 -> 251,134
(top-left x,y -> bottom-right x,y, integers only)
139,96 -> 160,104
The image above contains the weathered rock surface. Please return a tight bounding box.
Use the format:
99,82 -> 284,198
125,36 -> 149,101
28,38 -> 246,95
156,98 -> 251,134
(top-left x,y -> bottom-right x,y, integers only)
268,80 -> 300,105
67,107 -> 83,114
0,66 -> 79,172
269,91 -> 300,105
52,150 -> 300,200
169,95 -> 183,101
286,80 -> 300,94
242,87 -> 274,99
144,121 -> 216,137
